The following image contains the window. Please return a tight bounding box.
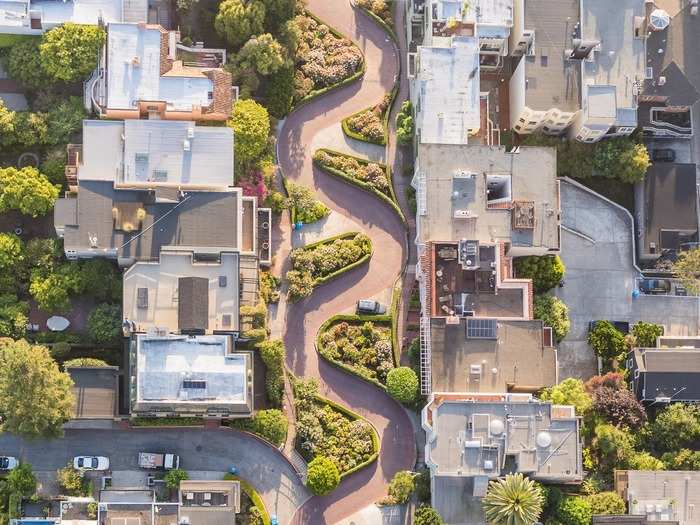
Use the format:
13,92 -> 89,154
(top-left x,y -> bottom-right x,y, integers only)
514,125 -> 521,131
183,380 -> 207,389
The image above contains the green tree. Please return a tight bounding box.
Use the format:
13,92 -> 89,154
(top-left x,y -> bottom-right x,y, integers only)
555,497 -> 592,525
533,295 -> 570,342
587,491 -> 626,515
513,255 -> 565,293
386,367 -> 418,404
539,377 -> 592,416
237,33 -> 287,75
284,181 -> 329,224
164,469 -> 189,489
57,464 -> 85,495
0,294 -> 29,339
0,233 -> 23,271
651,403 -> 700,452
257,339 -> 285,406
41,148 -> 68,186
30,265 -> 80,314
14,111 -> 48,147
662,448 -> 700,470
482,473 -> 544,525
79,259 -> 122,302
396,101 -> 414,146
227,99 -> 270,176
6,463 -> 37,497
0,166 -> 59,217
261,0 -> 295,32
630,321 -> 664,348
24,238 -> 60,274
252,409 -> 288,445
0,99 -> 16,147
672,248 -> 700,295
592,423 -> 635,471
306,455 -> 340,496
628,451 -> 665,470
87,303 -> 122,346
6,38 -> 46,91
588,321 -> 626,362
64,358 -> 110,368
265,66 -> 295,118
415,506 -> 444,525
0,339 -> 74,438
40,23 -> 105,83
45,97 -> 86,146
388,471 -> 415,504
215,0 -> 266,48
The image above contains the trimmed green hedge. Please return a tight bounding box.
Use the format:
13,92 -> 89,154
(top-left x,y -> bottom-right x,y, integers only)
355,1 -> 398,43
390,279 -> 402,366
281,177 -> 296,225
341,84 -> 399,146
130,417 -> 203,427
313,148 -> 405,224
316,314 -> 394,391
301,231 -> 373,288
223,474 -> 271,525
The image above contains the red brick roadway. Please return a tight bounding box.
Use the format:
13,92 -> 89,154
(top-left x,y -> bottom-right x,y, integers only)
276,1 -> 417,523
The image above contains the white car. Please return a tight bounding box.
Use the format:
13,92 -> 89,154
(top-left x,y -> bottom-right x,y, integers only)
73,456 -> 109,471
0,456 -> 18,470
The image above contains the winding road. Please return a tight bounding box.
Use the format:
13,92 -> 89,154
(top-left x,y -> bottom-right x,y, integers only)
276,1 -> 417,523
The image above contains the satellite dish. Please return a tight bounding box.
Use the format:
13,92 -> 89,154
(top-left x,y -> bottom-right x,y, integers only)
490,419 -> 504,435
536,431 -> 552,448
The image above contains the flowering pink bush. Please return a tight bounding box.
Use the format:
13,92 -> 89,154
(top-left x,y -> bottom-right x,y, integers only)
239,169 -> 268,205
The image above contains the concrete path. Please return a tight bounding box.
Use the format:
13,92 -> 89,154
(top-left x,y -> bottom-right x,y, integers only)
310,122 -> 387,163
275,1 -> 416,523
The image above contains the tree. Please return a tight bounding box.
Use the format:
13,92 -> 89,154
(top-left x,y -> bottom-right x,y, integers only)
14,111 -> 48,147
252,409 -> 288,445
227,99 -> 270,176
585,375 -> 646,430
79,259 -> 122,302
396,101 -> 414,146
539,378 -> 592,416
284,181 -> 329,224
415,506 -> 444,525
592,138 -> 650,183
257,339 -> 285,406
533,295 -> 570,342
0,100 -> 16,147
0,339 -> 74,438
30,266 -> 79,313
513,255 -> 565,293
87,303 -> 122,346
24,238 -> 60,274
651,403 -> 700,452
588,321 -> 626,362
6,463 -> 37,497
482,473 -> 544,525
164,469 -> 189,489
592,423 -> 635,470
0,294 -> 29,339
306,456 -> 340,496
7,38 -> 46,91
662,448 -> 700,470
672,248 -> 700,295
388,471 -> 415,504
41,148 -> 68,186
64,358 -> 111,368
586,491 -> 625,515
628,451 -> 665,470
45,97 -> 86,146
0,167 -> 59,217
265,66 -> 295,118
261,0 -> 295,32
0,233 -> 23,272
40,24 -> 105,83
386,367 -> 418,404
555,497 -> 592,525
617,142 -> 651,183
631,321 -> 664,348
215,0 -> 266,48
237,33 -> 287,75
57,464 -> 85,495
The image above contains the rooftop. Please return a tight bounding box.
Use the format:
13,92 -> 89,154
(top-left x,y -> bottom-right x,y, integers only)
134,333 -> 250,413
429,317 -> 557,393
416,36 -> 481,144
99,501 -> 179,525
415,144 -> 560,250
67,366 -> 120,419
617,470 -> 700,524
522,0 -> 580,112
179,480 -> 241,525
123,249 -> 240,334
429,0 -> 514,31
642,163 -> 698,253
77,120 -> 234,188
580,0 -> 646,114
0,0 -> 145,31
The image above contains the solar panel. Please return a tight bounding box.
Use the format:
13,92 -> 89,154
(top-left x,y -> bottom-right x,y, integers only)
183,380 -> 206,389
466,318 -> 497,339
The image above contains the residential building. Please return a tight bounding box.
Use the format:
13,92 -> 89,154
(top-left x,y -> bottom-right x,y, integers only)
0,0 -> 145,35
627,336 -> 700,404
569,0 -> 647,142
87,23 -> 233,121
508,0 -> 582,135
67,365 -> 120,420
179,481 -> 241,522
592,518 -> 663,525
422,393 -> 582,524
616,470 -> 700,524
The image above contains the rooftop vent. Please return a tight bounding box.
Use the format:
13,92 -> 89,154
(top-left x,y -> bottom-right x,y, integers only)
183,379 -> 206,389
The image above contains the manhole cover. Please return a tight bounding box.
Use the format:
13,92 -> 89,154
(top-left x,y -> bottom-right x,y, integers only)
196,445 -> 202,452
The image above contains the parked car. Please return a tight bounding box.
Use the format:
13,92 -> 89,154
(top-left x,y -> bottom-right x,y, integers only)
652,149 -> 676,162
638,278 -> 672,295
357,299 -> 387,315
73,456 -> 109,471
589,320 -> 630,334
138,452 -> 180,470
0,457 -> 18,470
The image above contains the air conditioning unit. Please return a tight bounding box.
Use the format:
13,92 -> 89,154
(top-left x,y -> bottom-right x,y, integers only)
470,364 -> 482,375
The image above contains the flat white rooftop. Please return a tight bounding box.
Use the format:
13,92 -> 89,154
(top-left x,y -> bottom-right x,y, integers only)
107,23 -> 213,111
0,0 -> 145,31
417,36 -> 480,145
136,334 -> 247,405
431,0 -> 514,28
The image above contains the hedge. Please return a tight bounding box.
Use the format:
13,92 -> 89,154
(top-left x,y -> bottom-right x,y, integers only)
224,473 -> 271,525
354,1 -> 398,43
341,84 -> 398,146
300,231 -> 374,288
281,177 -> 296,225
130,417 -> 204,427
0,34 -> 33,48
313,148 -> 405,224
390,278 -> 402,366
316,314 -> 394,391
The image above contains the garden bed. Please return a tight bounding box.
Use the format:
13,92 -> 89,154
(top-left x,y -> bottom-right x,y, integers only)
312,148 -> 404,222
341,86 -> 397,146
286,232 -> 372,301
130,417 -> 204,427
282,178 -> 329,225
317,315 -> 395,390
354,0 -> 397,42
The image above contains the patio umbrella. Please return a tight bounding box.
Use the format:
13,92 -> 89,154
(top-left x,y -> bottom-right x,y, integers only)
650,9 -> 670,31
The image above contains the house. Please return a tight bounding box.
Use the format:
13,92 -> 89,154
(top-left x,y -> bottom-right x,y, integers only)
0,0 -> 146,35
179,481 -> 241,522
637,162 -> 698,262
67,366 -> 120,420
616,470 -> 700,524
87,23 -> 233,121
422,392 -> 582,525
627,336 -> 700,404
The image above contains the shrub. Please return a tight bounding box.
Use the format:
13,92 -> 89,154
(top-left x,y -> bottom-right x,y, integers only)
513,255 -> 564,293
306,456 -> 340,495
587,491 -> 626,515
628,451 -> 665,470
284,180 -> 329,224
591,423 -> 635,473
388,471 -> 415,504
630,321 -> 664,348
164,469 -> 189,489
313,150 -> 391,196
7,38 -> 46,91
57,464 -> 84,495
650,403 -> 700,452
257,339 -> 286,406
0,295 -> 29,339
265,66 -> 295,118
673,247 -> 700,294
63,358 -> 110,368
6,463 -> 37,496
215,0 -> 265,48
396,101 -> 414,146
533,295 -> 570,342
87,303 -> 122,346
592,138 -> 650,183
0,166 -> 59,217
588,321 -> 627,362
40,24 -> 105,83
386,367 -> 418,404
49,341 -> 72,361
228,99 -> 270,176
0,233 -> 23,272
414,505 -> 444,525
539,378 -> 592,417
236,33 -> 287,75
590,384 -> 646,429
555,497 -> 592,525
251,409 -> 287,445
662,448 -> 700,470
260,271 -> 280,304
41,148 -> 68,186
482,473 -> 544,525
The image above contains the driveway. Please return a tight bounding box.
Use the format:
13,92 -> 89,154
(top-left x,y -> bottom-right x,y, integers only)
556,180 -> 700,380
0,428 -> 310,520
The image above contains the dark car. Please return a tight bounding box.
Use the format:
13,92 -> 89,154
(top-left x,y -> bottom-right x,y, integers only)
588,320 -> 630,334
652,149 -> 676,162
638,278 -> 672,295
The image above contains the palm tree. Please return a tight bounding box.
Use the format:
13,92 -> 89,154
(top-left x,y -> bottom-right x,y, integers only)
482,473 -> 544,525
